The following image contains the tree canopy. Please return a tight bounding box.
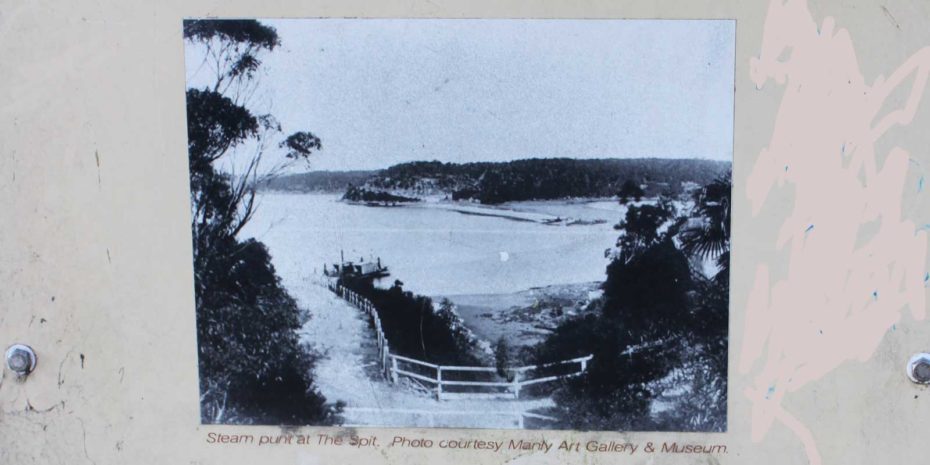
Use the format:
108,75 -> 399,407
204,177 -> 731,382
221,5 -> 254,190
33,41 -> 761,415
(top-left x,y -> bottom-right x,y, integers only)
183,20 -> 280,90
185,19 -> 336,425
183,19 -> 280,49
280,131 -> 322,161
617,179 -> 645,204
536,175 -> 731,432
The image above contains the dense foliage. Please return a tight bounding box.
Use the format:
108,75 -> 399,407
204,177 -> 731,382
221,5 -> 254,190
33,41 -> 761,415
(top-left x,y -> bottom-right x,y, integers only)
535,175 -> 731,432
342,186 -> 419,204
259,170 -> 377,193
185,19 -> 337,425
340,279 -> 482,366
260,158 -> 728,204
617,179 -> 646,204
365,158 -> 729,203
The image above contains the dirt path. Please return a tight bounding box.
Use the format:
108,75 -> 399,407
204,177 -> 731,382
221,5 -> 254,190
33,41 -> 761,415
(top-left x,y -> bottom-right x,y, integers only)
296,278 -> 557,429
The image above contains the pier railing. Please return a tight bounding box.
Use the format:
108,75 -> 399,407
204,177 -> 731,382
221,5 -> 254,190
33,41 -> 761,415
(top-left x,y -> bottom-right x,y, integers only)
328,281 -> 593,400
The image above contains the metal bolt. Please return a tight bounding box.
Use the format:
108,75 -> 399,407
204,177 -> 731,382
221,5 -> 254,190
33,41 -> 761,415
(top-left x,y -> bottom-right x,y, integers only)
5,344 -> 37,376
906,353 -> 930,384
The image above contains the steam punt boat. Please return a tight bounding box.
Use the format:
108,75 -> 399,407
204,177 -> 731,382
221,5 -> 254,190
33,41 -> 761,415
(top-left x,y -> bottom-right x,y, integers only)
323,251 -> 390,279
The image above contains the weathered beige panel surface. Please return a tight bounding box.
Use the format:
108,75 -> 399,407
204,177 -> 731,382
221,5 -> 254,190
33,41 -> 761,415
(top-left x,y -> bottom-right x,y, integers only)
1,1 -> 928,464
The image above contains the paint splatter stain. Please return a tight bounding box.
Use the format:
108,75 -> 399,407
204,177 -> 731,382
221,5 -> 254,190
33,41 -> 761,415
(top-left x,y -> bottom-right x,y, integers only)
744,3 -> 930,465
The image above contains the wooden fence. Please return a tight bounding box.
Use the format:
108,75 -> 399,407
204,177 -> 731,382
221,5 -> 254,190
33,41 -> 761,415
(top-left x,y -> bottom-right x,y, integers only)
328,281 -> 393,381
328,281 -> 593,400
341,407 -> 558,429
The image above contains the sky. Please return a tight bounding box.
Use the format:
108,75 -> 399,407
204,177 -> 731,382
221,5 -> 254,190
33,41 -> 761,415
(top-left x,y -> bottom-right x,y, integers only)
185,19 -> 735,172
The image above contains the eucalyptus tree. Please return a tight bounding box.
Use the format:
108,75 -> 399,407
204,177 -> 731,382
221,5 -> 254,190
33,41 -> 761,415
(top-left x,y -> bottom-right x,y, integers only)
184,19 -> 335,425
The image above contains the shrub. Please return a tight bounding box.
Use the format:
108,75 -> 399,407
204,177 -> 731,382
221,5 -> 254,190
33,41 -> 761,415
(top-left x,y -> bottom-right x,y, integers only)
340,279 -> 481,366
196,238 -> 340,425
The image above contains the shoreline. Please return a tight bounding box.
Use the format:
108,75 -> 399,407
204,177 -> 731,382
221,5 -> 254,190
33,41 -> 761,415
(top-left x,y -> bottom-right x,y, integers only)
437,282 -> 603,354
256,190 -> 644,228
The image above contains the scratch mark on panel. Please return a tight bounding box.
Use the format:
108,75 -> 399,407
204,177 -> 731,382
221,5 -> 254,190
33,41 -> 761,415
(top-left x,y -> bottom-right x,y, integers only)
881,5 -> 903,31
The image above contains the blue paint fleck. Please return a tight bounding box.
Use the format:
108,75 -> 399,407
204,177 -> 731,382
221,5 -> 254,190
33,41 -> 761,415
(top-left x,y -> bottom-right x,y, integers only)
892,324 -> 897,331
872,290 -> 879,300
924,272 -> 929,286
805,224 -> 815,234
841,143 -> 846,156
765,385 -> 776,400
784,165 -> 789,172
919,176 -> 925,193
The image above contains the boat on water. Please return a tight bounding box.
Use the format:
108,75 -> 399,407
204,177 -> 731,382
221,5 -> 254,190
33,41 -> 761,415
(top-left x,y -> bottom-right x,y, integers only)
323,251 -> 390,279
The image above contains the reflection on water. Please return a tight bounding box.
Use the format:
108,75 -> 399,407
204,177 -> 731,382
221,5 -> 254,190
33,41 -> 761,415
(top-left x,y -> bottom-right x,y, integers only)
241,193 -> 621,297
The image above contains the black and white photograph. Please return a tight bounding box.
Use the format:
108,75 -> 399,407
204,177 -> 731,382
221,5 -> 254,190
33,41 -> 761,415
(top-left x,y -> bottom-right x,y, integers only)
184,18 -> 734,431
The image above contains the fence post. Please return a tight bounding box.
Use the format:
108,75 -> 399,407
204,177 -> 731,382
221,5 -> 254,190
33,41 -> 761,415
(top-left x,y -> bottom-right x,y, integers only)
382,342 -> 389,379
390,355 -> 399,383
581,357 -> 588,372
436,366 -> 443,401
512,371 -> 521,399
383,342 -> 390,380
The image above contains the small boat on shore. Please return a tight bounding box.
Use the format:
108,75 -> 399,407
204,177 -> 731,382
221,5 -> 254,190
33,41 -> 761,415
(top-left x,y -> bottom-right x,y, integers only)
324,251 -> 390,279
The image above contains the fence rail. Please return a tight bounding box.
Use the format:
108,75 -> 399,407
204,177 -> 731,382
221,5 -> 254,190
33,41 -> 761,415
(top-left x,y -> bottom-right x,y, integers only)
328,281 -> 592,400
341,407 -> 558,429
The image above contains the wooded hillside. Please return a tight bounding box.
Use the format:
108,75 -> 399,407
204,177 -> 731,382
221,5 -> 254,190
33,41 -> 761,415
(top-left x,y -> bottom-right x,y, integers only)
260,158 -> 730,204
